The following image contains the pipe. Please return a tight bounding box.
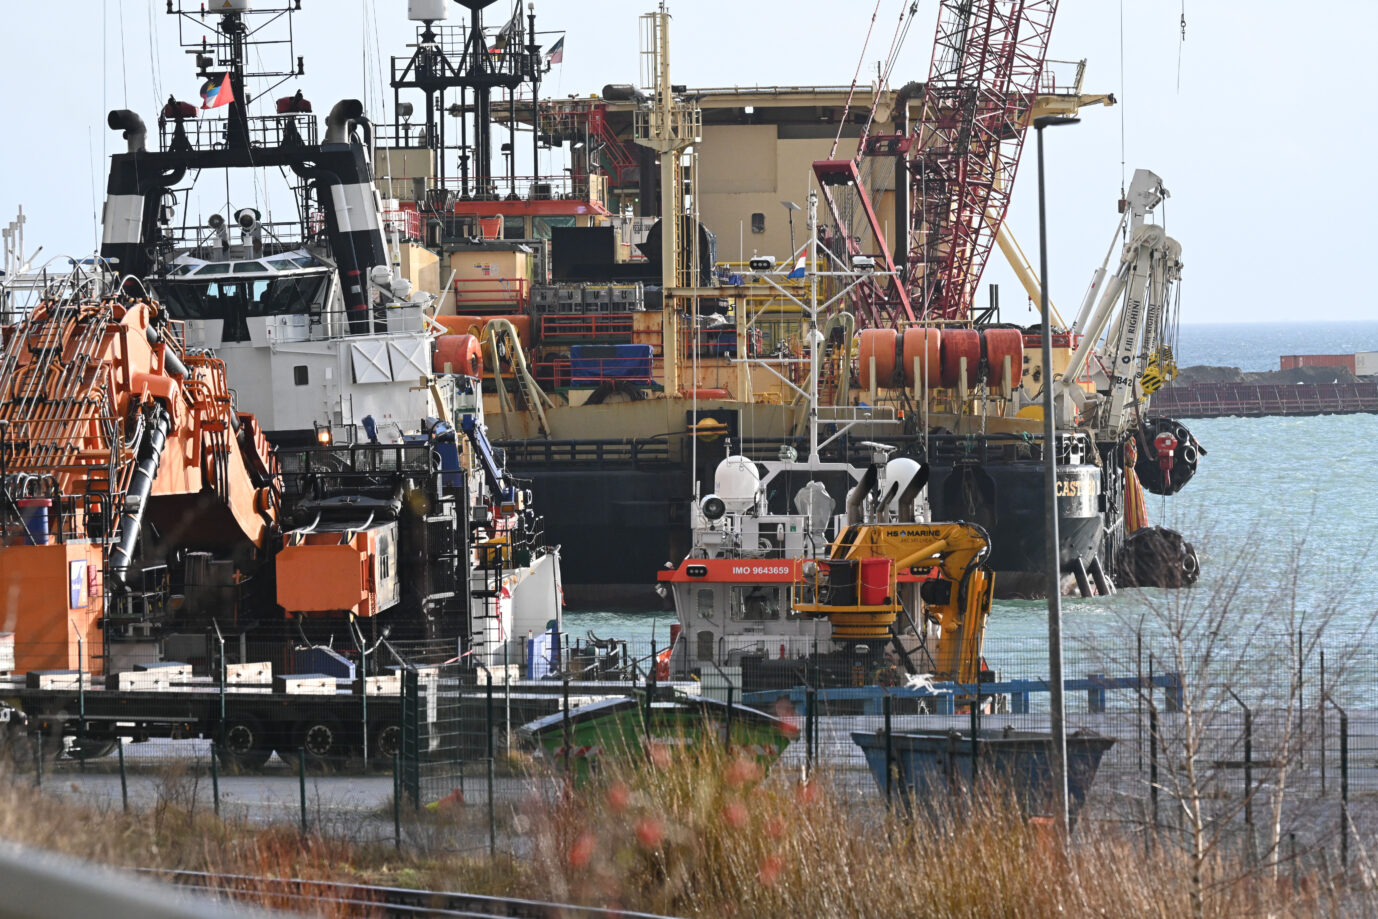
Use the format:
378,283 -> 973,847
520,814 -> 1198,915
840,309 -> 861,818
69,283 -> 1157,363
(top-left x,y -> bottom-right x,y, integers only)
896,463 -> 929,523
145,327 -> 188,378
108,404 -> 171,585
845,464 -> 878,525
602,84 -> 648,104
1088,555 -> 1114,595
890,82 -> 924,275
107,110 -> 147,154
1070,557 -> 1093,598
325,100 -> 366,145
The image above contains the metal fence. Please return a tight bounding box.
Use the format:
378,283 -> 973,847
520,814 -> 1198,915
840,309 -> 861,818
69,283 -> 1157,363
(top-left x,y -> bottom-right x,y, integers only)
3,629 -> 1375,874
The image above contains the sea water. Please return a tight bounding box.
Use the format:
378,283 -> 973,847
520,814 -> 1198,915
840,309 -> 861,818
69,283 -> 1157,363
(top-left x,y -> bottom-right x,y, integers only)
566,322 -> 1378,683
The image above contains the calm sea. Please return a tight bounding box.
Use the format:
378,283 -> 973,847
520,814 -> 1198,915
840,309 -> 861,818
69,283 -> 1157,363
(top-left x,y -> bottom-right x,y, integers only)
567,321 -> 1378,680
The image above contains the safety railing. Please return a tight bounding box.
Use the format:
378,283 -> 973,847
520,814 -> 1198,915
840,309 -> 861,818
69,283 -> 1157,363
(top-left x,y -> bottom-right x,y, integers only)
157,112 -> 318,152
453,276 -> 528,311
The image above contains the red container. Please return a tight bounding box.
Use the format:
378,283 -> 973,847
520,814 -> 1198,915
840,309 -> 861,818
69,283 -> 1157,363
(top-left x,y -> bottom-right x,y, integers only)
859,557 -> 892,606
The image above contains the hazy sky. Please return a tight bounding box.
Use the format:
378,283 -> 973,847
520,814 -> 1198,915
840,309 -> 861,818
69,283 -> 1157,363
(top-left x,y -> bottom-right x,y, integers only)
1,1 -> 1373,324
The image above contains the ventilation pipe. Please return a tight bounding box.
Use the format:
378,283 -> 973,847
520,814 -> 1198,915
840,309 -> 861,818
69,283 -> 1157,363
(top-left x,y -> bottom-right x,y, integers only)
108,405 -> 171,586
107,110 -> 147,154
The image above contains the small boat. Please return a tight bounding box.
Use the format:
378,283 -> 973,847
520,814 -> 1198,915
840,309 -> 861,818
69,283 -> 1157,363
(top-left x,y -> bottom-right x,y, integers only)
520,694 -> 798,781
852,727 -> 1115,821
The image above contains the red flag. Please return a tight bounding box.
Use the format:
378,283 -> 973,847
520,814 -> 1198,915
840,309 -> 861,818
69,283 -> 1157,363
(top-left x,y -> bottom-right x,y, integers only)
200,73 -> 235,110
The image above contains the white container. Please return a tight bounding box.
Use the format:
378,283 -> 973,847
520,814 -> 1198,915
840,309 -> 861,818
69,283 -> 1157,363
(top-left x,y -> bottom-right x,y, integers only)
366,674 -> 402,696
1356,351 -> 1378,377
26,671 -> 94,691
0,633 -> 13,673
408,0 -> 448,21
227,662 -> 272,685
277,674 -> 336,696
118,672 -> 170,692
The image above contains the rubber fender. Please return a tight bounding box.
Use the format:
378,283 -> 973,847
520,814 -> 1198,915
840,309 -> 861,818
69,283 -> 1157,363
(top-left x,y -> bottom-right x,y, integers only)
939,328 -> 981,388
858,328 -> 897,390
982,328 -> 1024,389
434,333 -> 483,377
901,327 -> 942,388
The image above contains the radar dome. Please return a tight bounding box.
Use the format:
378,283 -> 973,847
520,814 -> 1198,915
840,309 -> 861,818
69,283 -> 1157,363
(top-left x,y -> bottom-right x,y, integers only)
714,456 -> 760,513
408,0 -> 449,20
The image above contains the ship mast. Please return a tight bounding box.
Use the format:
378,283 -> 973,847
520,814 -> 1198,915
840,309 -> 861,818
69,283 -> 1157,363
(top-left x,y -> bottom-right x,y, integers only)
632,4 -> 700,396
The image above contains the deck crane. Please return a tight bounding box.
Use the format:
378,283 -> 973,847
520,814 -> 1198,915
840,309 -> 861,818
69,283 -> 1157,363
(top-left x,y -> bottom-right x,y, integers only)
813,0 -> 1061,327
1054,169 -> 1182,439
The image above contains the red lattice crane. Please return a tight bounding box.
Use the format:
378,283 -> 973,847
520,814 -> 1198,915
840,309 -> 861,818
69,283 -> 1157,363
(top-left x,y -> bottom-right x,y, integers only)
817,0 -> 1058,326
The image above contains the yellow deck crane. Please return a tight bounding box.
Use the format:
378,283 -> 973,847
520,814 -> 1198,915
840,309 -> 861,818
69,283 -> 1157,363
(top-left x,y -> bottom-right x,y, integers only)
793,522 -> 994,684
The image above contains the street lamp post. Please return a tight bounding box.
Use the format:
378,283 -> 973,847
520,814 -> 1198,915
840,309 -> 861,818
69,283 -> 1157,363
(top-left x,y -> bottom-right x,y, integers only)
1033,113 -> 1079,837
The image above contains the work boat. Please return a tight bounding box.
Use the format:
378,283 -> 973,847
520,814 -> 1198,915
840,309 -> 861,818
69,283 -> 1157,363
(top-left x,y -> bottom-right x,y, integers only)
88,1 -> 560,665
656,194 -> 997,693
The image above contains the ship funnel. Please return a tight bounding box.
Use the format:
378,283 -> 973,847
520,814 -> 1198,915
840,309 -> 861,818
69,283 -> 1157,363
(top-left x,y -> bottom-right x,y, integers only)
107,110 -> 147,154
325,99 -> 366,145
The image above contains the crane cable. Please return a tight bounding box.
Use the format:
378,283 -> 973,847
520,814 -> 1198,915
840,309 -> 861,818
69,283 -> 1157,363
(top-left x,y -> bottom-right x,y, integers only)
830,0 -> 886,159
854,0 -> 921,162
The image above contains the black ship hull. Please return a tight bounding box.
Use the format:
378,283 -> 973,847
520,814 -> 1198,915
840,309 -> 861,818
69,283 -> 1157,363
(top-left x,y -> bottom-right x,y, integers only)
507,434 -> 1123,610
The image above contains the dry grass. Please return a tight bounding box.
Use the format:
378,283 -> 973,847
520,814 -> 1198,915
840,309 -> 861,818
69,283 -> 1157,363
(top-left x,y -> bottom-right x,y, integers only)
0,744 -> 1372,919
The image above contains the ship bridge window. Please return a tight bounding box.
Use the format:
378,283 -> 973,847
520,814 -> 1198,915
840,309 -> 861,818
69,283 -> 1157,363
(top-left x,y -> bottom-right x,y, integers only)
194,263 -> 231,275
696,588 -> 715,621
233,261 -> 271,274
155,273 -> 329,339
731,586 -> 781,622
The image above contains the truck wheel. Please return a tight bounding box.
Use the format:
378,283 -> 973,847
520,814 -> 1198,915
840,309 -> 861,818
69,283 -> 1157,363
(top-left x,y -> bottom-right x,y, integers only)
284,718 -> 343,772
218,715 -> 273,771
370,720 -> 402,768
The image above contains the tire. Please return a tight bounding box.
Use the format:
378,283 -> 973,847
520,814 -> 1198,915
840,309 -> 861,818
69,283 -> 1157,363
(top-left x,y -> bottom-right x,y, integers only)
217,714 -> 274,772
369,720 -> 402,768
282,718 -> 344,772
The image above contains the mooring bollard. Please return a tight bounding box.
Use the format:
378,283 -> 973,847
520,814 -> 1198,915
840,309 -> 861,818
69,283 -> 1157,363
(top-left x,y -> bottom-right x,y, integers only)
298,747 -> 308,835
117,738 -> 129,814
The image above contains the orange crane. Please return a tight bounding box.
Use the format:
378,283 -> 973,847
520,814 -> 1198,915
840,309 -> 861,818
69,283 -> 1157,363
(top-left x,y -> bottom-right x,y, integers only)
0,290 -> 278,674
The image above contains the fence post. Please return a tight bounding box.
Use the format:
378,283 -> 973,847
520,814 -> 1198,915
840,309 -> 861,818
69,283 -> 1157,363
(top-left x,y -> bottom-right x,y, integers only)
970,672 -> 980,796
210,742 -> 220,817
76,632 -> 85,774
360,640 -> 369,768
298,747 -> 308,835
562,675 -> 572,774
725,684 -> 734,754
805,688 -> 816,776
117,738 -> 129,814
1225,687 -> 1252,862
393,751 -> 402,851
486,672 -> 496,858
1323,694 -> 1349,869
1319,648 -> 1326,796
883,692 -> 893,807
32,732 -> 41,789
1148,705 -> 1160,843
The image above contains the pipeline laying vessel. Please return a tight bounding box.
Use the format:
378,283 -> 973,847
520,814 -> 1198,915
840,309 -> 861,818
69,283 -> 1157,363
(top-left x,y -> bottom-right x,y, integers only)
7,0 -> 1203,623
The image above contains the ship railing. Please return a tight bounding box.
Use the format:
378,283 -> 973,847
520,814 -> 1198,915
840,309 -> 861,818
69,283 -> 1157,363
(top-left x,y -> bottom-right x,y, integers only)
276,443 -> 436,497
453,276 -> 529,311
164,220 -> 316,260
390,174 -> 606,208
494,437 -> 672,468
532,357 -> 655,391
157,112 -> 318,153
1037,58 -> 1087,97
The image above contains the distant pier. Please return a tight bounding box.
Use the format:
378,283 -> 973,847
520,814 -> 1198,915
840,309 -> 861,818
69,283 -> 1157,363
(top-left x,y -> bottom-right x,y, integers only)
1152,381 -> 1378,418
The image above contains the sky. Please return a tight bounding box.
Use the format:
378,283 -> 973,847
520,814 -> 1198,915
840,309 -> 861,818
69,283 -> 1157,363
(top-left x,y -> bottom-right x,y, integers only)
0,0 -> 1374,324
